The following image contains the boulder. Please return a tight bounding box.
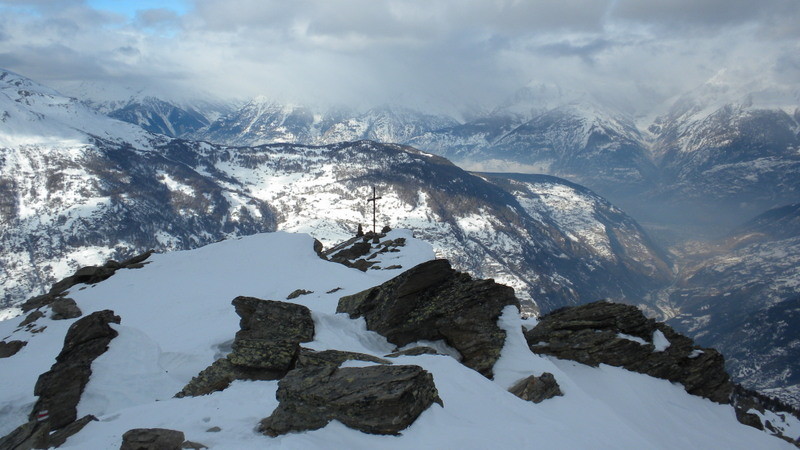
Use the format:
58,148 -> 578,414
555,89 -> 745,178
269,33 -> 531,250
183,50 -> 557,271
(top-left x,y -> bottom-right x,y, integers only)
50,298 -> 82,320
120,428 -> 185,450
508,373 -> 563,403
524,301 -> 732,404
0,340 -> 26,358
259,365 -> 441,436
177,298 -> 315,397
30,310 -> 121,429
229,297 -> 314,373
337,259 -> 519,378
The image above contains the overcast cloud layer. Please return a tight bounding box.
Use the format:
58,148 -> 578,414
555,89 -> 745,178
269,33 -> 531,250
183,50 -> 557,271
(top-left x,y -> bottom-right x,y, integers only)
0,0 -> 798,115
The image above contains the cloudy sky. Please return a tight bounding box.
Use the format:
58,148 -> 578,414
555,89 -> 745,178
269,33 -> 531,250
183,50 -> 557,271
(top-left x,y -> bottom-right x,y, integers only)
0,0 -> 797,115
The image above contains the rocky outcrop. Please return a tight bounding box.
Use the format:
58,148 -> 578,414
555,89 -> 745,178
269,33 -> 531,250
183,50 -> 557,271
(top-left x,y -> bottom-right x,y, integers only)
324,233 -> 408,272
525,301 -> 732,404
508,373 -> 563,403
337,259 -> 519,378
177,297 -> 314,397
120,428 -> 185,450
30,310 -> 121,429
259,365 -> 441,436
0,340 -> 26,358
19,251 -> 154,313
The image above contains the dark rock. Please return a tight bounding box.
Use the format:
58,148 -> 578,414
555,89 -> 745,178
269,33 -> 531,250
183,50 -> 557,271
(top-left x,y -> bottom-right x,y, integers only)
119,250 -> 155,268
508,373 -> 563,403
0,340 -> 26,358
286,289 -> 313,300
72,266 -> 116,285
228,338 -> 299,370
181,440 -> 208,449
356,224 -> 364,237
229,297 -> 313,372
177,298 -> 316,397
120,428 -> 185,450
337,259 -> 519,378
524,301 -> 732,404
259,365 -> 441,436
296,348 -> 391,368
30,310 -> 121,429
20,294 -> 58,313
313,239 -> 325,258
350,259 -> 376,272
175,356 -> 286,398
49,414 -> 97,447
384,265 -> 402,270
332,241 -> 372,262
19,311 -> 44,327
385,347 -> 440,358
205,427 -> 221,433
381,225 -> 392,233
50,298 -> 82,320
49,277 -> 80,295
232,296 -> 314,343
103,260 -> 122,270
176,358 -> 239,397
325,287 -> 342,294
0,419 -> 49,450
735,408 -> 764,431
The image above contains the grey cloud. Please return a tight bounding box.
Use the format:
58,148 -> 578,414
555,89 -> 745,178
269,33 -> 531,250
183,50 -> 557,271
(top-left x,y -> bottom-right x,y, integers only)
135,8 -> 181,28
614,0 -> 800,33
114,46 -> 141,57
535,38 -> 614,64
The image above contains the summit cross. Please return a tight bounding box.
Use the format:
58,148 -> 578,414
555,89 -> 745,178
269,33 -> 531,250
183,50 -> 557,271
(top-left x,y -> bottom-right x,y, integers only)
366,186 -> 382,234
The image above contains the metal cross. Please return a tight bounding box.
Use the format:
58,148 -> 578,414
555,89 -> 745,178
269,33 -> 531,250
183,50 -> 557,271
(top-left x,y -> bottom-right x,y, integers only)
366,186 -> 382,234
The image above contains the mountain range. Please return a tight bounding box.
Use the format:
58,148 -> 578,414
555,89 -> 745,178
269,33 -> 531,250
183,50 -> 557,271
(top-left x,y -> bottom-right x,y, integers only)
2,67 -> 799,410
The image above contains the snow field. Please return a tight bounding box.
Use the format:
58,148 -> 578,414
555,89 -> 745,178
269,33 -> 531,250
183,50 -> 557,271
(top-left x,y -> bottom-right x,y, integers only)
0,231 -> 792,448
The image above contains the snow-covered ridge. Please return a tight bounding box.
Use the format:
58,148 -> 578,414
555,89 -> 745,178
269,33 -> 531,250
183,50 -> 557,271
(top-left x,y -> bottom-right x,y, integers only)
0,69 -> 163,149
0,231 -> 794,448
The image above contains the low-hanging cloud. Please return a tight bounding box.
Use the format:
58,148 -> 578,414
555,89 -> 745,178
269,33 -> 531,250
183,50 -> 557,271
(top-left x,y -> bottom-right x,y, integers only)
0,0 -> 797,116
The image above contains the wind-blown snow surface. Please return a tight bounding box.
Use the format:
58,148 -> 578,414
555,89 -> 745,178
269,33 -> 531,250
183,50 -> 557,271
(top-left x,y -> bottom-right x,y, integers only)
0,231 -> 793,448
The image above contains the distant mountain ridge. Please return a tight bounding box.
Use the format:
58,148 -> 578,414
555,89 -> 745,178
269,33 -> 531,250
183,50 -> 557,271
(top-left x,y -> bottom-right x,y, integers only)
0,69 -> 671,316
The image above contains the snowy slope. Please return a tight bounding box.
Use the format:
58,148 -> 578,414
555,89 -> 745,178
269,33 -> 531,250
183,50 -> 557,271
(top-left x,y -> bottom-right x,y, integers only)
0,231 -> 794,449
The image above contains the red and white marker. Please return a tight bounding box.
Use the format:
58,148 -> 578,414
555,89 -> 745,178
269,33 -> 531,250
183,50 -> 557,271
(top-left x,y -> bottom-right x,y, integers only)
36,410 -> 49,422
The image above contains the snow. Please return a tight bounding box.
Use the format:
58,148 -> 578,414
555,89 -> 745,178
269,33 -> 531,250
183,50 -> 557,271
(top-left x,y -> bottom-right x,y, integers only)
617,333 -> 648,346
0,231 -> 793,449
652,330 -> 671,352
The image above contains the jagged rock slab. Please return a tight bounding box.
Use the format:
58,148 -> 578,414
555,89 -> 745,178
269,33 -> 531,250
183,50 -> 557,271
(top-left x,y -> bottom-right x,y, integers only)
525,301 -> 732,403
30,310 -> 121,429
259,365 -> 441,436
338,259 -> 519,378
296,348 -> 391,368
